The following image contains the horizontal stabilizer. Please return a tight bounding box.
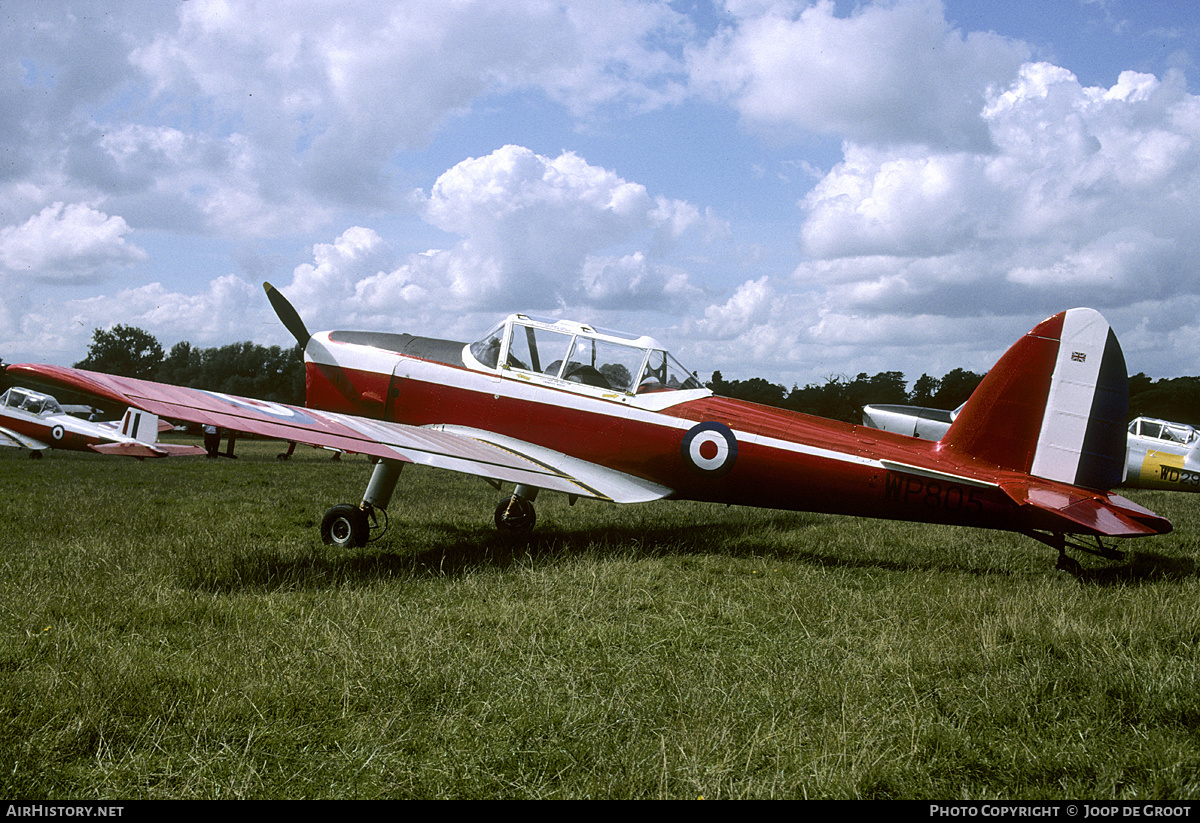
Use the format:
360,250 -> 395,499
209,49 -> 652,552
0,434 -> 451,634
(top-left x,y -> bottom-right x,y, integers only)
90,442 -> 207,458
1000,480 -> 1172,537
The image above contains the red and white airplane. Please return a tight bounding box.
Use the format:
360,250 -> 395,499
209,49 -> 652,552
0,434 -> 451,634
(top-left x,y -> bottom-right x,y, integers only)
0,384 -> 204,459
3,285 -> 1172,573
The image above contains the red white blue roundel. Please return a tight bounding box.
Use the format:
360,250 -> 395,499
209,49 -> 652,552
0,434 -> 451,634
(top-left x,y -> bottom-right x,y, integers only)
681,421 -> 738,476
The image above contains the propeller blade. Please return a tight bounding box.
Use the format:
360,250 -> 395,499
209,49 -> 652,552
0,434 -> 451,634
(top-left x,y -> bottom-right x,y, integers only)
263,282 -> 311,346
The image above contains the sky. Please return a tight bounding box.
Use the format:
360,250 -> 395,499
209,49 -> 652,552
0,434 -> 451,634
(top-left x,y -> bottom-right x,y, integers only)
3,0 -> 1200,391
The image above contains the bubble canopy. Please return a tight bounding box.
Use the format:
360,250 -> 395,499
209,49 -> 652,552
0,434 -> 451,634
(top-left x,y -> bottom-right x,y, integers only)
466,314 -> 703,395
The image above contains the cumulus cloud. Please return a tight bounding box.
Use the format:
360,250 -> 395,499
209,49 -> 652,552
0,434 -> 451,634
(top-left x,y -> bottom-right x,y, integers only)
128,0 -> 689,209
796,62 -> 1200,326
5,273 -> 271,366
689,0 -> 1028,149
64,274 -> 264,340
312,146 -> 709,323
0,202 -> 146,281
5,0 -> 1200,388
286,226 -> 398,324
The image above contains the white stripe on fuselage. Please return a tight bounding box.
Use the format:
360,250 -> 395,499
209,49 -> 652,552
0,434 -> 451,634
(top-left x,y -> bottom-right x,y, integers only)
310,334 -> 973,481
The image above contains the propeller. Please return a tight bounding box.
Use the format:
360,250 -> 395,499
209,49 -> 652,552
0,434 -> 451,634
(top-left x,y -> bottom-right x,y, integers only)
263,281 -> 376,414
263,282 -> 311,347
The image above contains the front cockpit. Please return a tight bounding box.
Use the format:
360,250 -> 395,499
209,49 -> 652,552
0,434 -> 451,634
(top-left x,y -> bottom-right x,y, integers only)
465,314 -> 704,397
0,387 -> 63,417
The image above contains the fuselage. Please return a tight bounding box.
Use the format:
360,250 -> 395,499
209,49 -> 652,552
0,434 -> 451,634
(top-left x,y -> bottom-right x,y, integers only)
0,385 -> 196,458
1124,417 -> 1200,491
299,319 -> 1079,536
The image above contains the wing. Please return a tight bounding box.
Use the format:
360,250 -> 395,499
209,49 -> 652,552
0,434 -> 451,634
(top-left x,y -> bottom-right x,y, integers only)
0,424 -> 48,451
6,364 -> 672,504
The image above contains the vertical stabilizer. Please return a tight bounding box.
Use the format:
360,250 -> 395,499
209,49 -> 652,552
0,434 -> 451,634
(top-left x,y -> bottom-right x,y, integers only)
942,308 -> 1128,490
120,408 -> 161,444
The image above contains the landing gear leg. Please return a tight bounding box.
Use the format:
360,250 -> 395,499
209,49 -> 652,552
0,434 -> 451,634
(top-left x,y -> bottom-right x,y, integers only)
1027,531 -> 1124,578
1055,548 -> 1082,578
495,485 -> 538,532
320,459 -> 403,548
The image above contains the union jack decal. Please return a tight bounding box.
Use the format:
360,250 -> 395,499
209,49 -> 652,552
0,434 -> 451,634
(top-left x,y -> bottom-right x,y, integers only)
1071,351 -> 1086,362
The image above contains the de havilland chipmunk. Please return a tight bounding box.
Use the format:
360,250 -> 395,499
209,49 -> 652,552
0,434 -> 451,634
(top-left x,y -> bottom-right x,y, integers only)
1,284 -> 1173,574
864,401 -> 1200,494
0,384 -> 205,459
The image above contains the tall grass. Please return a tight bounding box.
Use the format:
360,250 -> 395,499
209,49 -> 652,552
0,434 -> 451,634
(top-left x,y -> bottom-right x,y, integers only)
0,440 -> 1198,798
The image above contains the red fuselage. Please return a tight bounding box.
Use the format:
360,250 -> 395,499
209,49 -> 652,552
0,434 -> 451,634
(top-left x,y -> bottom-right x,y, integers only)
302,331 -> 1046,535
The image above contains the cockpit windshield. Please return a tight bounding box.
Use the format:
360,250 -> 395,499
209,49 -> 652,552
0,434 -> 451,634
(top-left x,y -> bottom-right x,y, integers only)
467,315 -> 704,395
1130,417 -> 1199,445
1,387 -> 63,416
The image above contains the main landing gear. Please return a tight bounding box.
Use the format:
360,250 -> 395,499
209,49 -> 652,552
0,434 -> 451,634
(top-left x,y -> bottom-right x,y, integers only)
495,485 -> 538,533
319,462 -> 544,548
1026,531 -> 1125,578
320,458 -> 402,548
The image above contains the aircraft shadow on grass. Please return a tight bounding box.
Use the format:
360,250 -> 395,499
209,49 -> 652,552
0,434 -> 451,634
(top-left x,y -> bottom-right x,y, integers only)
184,514 -> 1199,594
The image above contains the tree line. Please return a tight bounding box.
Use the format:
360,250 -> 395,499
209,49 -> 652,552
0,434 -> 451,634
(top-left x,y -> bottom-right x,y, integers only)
71,324 -> 305,406
9,323 -> 1200,428
711,367 -> 1200,427
708,368 -> 985,424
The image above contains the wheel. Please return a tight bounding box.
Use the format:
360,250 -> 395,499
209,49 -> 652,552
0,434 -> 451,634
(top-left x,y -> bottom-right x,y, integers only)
321,504 -> 370,548
1055,553 -> 1082,578
29,450 -> 43,460
495,496 -> 536,532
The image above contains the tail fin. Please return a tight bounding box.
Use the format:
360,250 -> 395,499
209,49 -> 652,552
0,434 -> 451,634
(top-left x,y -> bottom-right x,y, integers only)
942,308 -> 1128,490
119,408 -> 161,444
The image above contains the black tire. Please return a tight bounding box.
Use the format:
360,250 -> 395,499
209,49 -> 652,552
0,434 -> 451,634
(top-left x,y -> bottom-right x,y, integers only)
321,504 -> 369,548
494,496 -> 536,532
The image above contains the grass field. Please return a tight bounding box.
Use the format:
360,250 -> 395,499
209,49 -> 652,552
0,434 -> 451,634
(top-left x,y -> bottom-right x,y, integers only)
1,438 -> 1198,799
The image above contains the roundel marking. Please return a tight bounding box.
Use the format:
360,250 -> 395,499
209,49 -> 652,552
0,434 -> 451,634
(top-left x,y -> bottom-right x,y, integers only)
199,391 -> 319,426
51,425 -> 65,441
681,421 -> 738,476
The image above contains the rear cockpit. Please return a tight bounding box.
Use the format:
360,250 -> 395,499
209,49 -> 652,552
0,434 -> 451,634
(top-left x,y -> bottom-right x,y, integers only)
465,314 -> 705,398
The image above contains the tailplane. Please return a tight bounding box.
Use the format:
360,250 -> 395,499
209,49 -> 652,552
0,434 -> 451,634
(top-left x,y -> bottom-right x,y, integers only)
941,308 -> 1128,490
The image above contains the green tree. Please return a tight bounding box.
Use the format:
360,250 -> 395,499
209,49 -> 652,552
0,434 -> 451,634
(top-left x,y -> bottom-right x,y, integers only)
158,341 -> 202,386
931,367 -> 984,410
1128,376 -> 1200,427
197,341 -> 304,404
911,373 -> 939,405
75,325 -> 164,379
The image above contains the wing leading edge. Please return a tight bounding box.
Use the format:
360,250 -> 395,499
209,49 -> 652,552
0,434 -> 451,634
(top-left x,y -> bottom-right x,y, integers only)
0,425 -> 48,451
6,364 -> 672,505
